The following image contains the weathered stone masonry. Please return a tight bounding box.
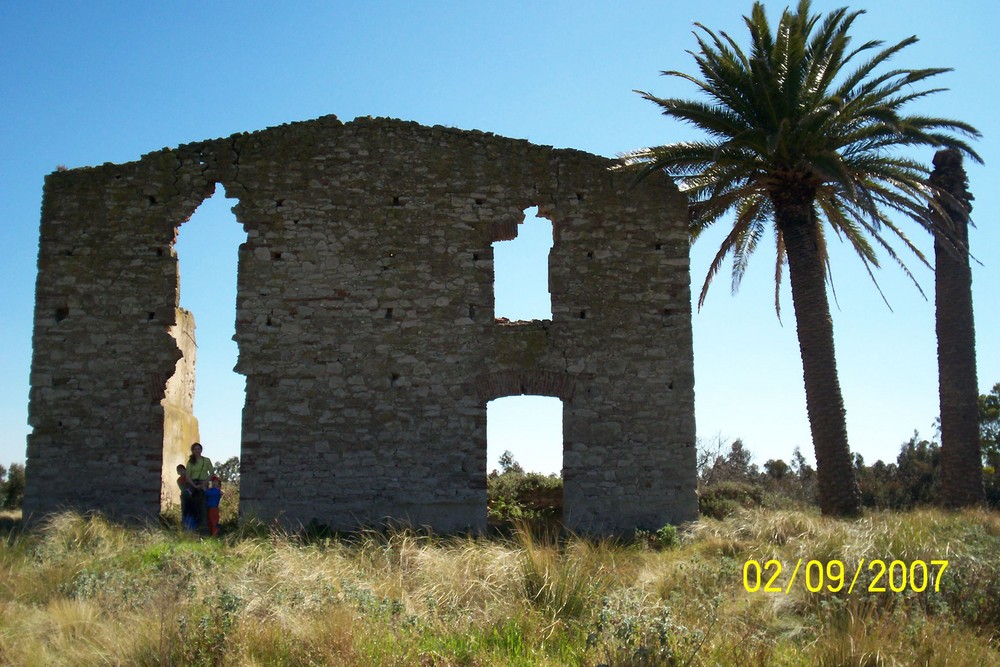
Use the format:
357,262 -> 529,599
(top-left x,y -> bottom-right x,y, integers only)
25,114 -> 697,534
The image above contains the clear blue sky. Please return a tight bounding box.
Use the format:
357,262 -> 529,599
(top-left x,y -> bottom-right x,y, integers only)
2,1 -> 997,476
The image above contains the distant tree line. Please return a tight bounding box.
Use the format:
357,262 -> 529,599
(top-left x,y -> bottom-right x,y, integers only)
697,382 -> 1000,517
0,463 -> 25,510
214,456 -> 241,486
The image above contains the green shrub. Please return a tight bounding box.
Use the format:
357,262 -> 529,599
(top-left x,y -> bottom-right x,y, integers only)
584,592 -> 711,666
936,551 -> 1000,632
635,524 -> 679,550
487,470 -> 562,532
654,524 -> 679,548
699,481 -> 764,519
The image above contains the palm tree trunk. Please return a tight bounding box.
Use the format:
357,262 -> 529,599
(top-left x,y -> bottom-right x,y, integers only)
931,148 -> 983,506
775,200 -> 861,516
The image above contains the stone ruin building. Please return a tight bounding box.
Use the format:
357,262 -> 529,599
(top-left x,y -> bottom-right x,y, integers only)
24,114 -> 697,534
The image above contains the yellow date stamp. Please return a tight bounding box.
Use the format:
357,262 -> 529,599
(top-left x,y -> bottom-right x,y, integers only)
743,559 -> 949,594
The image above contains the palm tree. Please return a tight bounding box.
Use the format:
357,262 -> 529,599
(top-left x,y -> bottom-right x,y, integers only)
930,148 -> 983,506
621,0 -> 980,516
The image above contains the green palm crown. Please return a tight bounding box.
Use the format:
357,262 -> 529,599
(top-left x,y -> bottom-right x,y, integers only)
621,0 -> 982,313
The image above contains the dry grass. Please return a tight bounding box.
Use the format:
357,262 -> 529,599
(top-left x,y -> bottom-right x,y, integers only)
0,508 -> 997,665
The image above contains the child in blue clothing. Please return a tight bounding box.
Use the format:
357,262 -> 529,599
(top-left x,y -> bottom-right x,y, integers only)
205,475 -> 223,537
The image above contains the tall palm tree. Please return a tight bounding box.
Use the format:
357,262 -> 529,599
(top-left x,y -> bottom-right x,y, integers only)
930,148 -> 983,506
621,0 -> 980,516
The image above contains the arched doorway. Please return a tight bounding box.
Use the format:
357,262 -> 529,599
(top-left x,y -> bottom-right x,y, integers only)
162,184 -> 246,508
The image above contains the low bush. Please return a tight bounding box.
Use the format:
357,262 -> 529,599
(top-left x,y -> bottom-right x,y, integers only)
698,481 -> 764,519
636,524 -> 680,550
487,469 -> 562,533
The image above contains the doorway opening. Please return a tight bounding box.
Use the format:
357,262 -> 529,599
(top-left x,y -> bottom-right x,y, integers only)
486,395 -> 563,529
172,184 -> 247,473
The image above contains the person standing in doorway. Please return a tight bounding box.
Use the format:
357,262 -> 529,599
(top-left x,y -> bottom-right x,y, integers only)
176,463 -> 197,530
187,442 -> 215,530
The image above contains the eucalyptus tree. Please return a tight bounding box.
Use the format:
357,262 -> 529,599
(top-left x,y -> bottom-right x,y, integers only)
622,0 -> 980,515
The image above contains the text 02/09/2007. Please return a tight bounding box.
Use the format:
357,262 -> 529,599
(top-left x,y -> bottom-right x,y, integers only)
742,559 -> 949,594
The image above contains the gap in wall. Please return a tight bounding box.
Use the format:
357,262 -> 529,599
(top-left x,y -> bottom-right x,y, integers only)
492,206 -> 553,321
174,185 -> 247,467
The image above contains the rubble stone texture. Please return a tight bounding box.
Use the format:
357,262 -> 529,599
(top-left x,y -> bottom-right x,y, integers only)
25,114 -> 697,534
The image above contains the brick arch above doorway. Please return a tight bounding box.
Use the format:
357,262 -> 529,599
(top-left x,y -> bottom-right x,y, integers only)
474,370 -> 578,404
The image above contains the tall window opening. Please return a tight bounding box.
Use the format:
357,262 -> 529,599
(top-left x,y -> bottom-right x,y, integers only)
486,395 -> 563,527
174,185 -> 247,467
492,206 -> 553,321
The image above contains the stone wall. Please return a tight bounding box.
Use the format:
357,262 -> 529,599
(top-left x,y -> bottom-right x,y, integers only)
25,114 -> 697,534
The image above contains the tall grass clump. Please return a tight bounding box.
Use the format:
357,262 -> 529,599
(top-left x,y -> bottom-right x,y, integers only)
516,528 -> 613,621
